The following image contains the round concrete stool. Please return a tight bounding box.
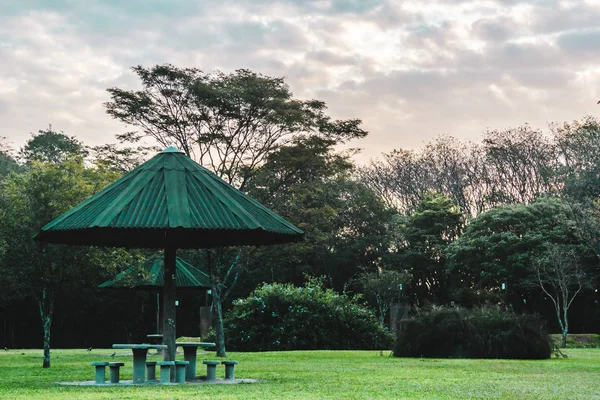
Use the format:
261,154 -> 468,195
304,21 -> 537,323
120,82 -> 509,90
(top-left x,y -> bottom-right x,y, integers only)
91,361 -> 109,384
221,361 -> 239,380
108,362 -> 124,383
202,360 -> 220,381
146,361 -> 158,381
157,361 -> 175,383
175,360 -> 189,383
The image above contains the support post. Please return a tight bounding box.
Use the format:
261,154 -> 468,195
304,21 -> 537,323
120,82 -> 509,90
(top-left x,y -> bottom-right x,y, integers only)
162,247 -> 177,370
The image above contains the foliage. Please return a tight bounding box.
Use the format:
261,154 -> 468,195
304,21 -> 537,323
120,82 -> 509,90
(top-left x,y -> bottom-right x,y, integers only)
105,64 -> 366,189
394,306 -> 552,359
19,127 -> 86,164
223,279 -> 394,351
446,196 -> 595,305
0,156 -> 135,367
394,192 -> 464,305
89,143 -> 158,173
359,269 -> 408,325
360,118 -> 600,216
533,245 -> 587,348
238,177 -> 397,294
553,117 -> 600,201
0,137 -> 21,179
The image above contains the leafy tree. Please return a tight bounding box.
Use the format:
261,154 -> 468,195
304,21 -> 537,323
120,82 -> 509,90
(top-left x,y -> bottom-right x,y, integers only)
395,192 -> 464,305
0,156 -> 130,367
359,269 -> 407,326
89,143 -> 158,173
105,64 -> 367,357
553,117 -> 600,201
105,65 -> 365,189
19,126 -> 86,164
533,245 -> 587,348
0,137 -> 20,179
447,196 -> 595,306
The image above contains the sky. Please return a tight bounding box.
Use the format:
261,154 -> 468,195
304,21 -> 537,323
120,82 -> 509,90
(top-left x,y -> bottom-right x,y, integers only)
1,0 -> 599,163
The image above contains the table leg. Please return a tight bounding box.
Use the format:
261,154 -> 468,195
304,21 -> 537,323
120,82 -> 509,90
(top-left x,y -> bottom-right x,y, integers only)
131,348 -> 149,384
182,347 -> 198,381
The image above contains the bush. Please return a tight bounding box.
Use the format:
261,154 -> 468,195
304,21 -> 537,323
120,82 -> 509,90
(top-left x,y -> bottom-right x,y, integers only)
394,306 -> 552,359
224,279 -> 394,351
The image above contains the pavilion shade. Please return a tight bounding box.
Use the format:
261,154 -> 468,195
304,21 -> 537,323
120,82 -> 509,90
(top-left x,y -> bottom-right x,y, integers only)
99,257 -> 211,290
34,147 -> 303,248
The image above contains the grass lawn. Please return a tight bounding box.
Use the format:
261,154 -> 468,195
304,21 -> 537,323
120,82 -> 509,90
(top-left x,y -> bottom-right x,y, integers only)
0,348 -> 599,399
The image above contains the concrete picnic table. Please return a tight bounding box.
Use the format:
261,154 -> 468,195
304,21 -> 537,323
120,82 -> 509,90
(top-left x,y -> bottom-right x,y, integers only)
112,343 -> 167,384
176,342 -> 216,381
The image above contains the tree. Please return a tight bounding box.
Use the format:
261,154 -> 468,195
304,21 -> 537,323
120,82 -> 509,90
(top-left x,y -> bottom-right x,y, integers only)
0,156 -> 128,367
361,126 -> 560,217
89,143 -> 158,173
0,137 -> 20,179
395,192 -> 464,305
533,245 -> 586,348
481,125 -> 558,205
552,117 -> 600,202
105,64 -> 367,357
105,65 -> 365,189
19,126 -> 86,164
359,269 -> 407,326
447,196 -> 595,307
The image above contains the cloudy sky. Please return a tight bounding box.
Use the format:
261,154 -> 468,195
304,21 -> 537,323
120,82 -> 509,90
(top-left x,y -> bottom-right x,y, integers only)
1,0 -> 599,162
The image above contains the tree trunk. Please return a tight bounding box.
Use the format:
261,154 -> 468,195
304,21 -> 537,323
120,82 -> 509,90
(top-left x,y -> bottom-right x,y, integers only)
162,247 -> 177,369
38,287 -> 54,368
207,250 -> 226,357
212,283 -> 226,357
561,331 -> 567,348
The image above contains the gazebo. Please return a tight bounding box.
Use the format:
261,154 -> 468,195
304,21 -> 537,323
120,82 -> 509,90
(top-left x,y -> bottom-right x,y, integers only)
99,257 -> 212,335
34,147 -> 303,362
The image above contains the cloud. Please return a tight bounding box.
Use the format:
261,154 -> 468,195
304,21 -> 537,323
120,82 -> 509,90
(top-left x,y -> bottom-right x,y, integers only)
0,0 -> 599,162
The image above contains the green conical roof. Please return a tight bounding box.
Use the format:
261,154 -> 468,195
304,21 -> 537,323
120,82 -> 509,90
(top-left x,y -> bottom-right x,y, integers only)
98,257 -> 210,290
35,147 -> 303,248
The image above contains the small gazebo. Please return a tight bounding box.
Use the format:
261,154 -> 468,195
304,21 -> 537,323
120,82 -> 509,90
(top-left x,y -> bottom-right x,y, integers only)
99,257 -> 212,335
35,147 -> 303,361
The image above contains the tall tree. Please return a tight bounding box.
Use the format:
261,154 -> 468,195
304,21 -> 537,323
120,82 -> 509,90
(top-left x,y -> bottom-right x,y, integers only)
0,137 -> 20,179
359,269 -> 407,326
533,245 -> 586,348
105,64 -> 367,356
552,117 -> 600,202
447,196 -> 595,307
105,65 -> 365,189
0,156 -> 128,367
361,126 -> 560,217
19,126 -> 86,164
394,192 -> 464,305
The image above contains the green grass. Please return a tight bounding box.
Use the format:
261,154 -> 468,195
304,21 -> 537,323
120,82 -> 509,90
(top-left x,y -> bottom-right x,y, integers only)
1,349 -> 599,399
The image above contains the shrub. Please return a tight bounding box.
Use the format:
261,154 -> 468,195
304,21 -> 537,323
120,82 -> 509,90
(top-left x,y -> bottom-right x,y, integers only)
224,279 -> 394,351
394,306 -> 552,359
